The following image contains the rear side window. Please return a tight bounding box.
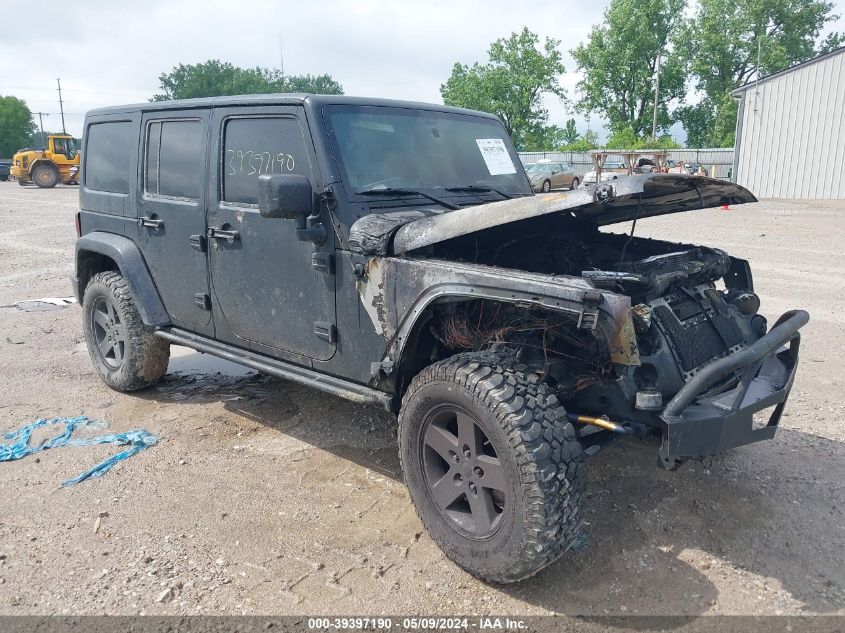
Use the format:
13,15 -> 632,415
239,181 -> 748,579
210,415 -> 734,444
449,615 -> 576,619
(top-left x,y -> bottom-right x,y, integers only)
145,120 -> 203,200
85,121 -> 132,194
222,117 -> 309,205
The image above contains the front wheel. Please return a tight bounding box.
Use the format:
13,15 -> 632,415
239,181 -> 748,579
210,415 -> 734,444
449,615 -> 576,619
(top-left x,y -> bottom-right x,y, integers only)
570,178 -> 580,190
399,352 -> 585,583
82,271 -> 170,391
541,179 -> 551,193
32,164 -> 58,188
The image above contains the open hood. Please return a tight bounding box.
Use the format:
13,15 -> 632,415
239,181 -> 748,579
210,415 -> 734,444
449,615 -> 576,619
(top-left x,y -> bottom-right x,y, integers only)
380,174 -> 756,255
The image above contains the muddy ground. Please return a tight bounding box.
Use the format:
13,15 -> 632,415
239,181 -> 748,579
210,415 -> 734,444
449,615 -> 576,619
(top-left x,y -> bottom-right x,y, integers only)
0,182 -> 842,618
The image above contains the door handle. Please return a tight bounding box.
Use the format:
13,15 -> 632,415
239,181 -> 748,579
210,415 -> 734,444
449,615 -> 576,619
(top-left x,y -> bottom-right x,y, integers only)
207,227 -> 240,243
138,216 -> 163,229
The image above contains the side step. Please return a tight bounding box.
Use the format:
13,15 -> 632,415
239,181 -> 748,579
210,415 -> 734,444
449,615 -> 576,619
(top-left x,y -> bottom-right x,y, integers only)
155,328 -> 394,412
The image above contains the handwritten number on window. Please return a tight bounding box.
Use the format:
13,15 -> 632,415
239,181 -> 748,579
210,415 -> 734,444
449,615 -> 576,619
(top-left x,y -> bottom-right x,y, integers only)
226,149 -> 296,177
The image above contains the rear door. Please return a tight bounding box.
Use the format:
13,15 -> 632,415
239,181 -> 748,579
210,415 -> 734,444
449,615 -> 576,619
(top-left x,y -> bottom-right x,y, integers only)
206,106 -> 336,361
137,111 -> 212,330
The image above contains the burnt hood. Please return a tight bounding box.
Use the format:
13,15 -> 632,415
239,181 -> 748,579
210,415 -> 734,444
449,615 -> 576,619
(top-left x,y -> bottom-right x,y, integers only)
374,174 -> 756,256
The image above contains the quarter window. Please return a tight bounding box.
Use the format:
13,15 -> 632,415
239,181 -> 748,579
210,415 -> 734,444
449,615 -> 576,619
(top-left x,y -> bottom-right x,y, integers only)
85,121 -> 133,194
222,117 -> 309,205
145,120 -> 202,200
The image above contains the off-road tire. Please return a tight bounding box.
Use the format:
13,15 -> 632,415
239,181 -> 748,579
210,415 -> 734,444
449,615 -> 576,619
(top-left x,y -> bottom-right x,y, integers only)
570,178 -> 580,190
399,351 -> 585,583
32,164 -> 58,188
82,271 -> 170,391
541,179 -> 551,193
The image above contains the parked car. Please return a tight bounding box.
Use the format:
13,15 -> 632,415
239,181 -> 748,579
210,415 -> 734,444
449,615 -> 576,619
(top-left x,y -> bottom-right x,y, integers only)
0,159 -> 10,181
583,159 -> 627,184
525,161 -> 580,192
74,94 -> 808,583
684,162 -> 709,176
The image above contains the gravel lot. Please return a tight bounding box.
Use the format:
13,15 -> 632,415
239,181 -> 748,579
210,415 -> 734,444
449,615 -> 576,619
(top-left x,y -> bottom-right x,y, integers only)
0,182 -> 842,617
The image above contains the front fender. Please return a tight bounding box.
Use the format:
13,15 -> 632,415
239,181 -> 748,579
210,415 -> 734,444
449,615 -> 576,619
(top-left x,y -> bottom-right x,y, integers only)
27,158 -> 55,175
358,256 -> 639,368
75,232 -> 170,326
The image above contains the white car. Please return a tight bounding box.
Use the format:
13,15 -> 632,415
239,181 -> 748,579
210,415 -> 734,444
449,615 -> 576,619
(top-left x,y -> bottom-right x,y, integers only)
583,160 -> 627,185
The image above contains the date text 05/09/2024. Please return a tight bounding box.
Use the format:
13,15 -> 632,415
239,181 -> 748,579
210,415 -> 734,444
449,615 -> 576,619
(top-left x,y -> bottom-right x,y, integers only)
306,617 -> 527,631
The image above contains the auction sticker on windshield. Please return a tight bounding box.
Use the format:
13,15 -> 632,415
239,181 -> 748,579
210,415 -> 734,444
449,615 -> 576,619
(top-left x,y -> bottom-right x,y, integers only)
476,138 -> 516,175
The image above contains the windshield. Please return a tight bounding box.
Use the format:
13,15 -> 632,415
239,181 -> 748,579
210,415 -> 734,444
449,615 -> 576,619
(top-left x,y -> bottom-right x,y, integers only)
323,105 -> 532,196
525,163 -> 552,174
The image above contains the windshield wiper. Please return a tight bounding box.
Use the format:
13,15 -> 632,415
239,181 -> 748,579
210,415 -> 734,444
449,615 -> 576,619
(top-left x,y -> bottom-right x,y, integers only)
355,187 -> 458,210
444,185 -> 512,199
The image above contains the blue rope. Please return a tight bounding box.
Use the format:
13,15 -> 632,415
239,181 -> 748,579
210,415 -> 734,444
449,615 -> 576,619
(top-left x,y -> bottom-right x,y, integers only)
0,416 -> 157,486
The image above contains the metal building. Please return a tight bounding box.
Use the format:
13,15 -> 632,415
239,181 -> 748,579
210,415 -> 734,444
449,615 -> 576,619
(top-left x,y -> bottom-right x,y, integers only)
732,46 -> 845,199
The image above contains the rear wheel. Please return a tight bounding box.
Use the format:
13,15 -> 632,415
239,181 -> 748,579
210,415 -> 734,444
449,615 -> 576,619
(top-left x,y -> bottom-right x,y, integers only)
32,164 -> 58,188
83,271 -> 170,391
570,178 -> 580,190
399,351 -> 585,583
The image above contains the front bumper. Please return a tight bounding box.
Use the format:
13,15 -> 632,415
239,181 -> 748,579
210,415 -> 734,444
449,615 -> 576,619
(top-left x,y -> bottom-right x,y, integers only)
657,310 -> 809,467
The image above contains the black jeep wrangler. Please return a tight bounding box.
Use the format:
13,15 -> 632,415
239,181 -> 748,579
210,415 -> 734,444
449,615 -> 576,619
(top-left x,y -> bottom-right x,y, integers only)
74,95 -> 808,583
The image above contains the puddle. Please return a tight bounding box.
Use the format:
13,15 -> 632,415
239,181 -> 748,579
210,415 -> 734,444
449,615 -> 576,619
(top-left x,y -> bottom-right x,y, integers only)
11,297 -> 77,312
167,345 -> 256,378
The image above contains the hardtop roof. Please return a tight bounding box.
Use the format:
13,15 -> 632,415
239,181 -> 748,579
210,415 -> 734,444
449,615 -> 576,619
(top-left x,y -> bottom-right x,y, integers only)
85,94 -> 502,120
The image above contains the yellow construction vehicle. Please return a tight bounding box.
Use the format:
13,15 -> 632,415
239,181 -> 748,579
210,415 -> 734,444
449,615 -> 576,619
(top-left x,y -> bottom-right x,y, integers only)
10,134 -> 80,188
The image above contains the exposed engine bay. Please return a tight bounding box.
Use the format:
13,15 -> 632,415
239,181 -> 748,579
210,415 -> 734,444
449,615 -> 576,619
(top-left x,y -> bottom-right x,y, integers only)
413,213 -> 767,424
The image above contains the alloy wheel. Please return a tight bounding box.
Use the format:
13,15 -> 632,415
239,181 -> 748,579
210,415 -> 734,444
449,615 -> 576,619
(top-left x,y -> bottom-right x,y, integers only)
91,296 -> 126,369
420,405 -> 509,538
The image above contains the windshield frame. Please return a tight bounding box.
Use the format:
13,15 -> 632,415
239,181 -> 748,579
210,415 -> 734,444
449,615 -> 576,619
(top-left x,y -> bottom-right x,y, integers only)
321,104 -> 533,204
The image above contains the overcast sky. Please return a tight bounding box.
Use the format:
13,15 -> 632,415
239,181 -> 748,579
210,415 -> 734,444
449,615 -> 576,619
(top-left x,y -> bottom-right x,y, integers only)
1,0 -> 843,141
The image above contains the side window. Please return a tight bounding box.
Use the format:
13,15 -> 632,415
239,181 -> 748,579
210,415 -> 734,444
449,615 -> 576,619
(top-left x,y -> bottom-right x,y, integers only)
222,116 -> 309,205
145,120 -> 202,200
85,121 -> 132,194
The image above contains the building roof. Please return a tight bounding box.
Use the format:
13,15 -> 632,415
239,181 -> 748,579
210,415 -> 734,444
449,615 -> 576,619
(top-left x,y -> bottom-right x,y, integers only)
732,46 -> 845,95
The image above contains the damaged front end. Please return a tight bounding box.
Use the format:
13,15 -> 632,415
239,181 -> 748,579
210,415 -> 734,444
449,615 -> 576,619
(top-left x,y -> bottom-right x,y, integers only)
349,174 -> 809,468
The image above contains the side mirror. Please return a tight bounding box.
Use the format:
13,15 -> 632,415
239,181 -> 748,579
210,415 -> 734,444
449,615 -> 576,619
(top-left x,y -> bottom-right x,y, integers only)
257,174 -> 313,220
257,174 -> 326,245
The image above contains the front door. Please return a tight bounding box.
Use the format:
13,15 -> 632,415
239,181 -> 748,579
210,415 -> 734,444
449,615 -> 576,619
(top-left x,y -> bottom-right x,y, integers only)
137,111 -> 212,330
551,163 -> 566,189
206,107 -> 336,361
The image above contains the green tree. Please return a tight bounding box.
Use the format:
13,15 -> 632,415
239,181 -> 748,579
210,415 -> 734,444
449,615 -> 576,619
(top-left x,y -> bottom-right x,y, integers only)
441,28 -> 566,148
562,118 -> 579,145
572,0 -> 686,137
605,125 -> 682,149
0,96 -> 37,157
675,0 -> 842,147
563,129 -> 600,151
522,123 -> 567,151
604,126 -> 640,149
152,59 -> 343,101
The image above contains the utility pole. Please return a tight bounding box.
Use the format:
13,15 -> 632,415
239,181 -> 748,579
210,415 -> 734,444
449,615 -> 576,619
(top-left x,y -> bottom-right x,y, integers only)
34,112 -> 50,148
56,78 -> 66,134
652,54 -> 661,140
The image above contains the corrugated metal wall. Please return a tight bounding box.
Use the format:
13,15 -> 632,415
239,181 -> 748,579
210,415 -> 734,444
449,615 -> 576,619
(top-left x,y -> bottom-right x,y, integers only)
734,48 -> 845,199
518,148 -> 735,178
